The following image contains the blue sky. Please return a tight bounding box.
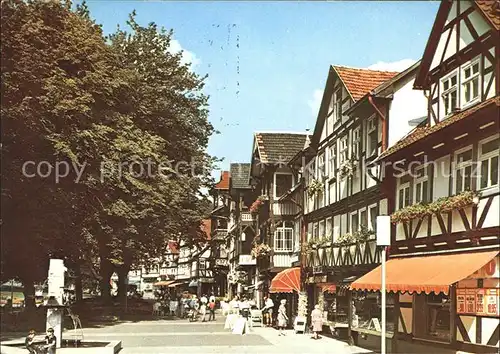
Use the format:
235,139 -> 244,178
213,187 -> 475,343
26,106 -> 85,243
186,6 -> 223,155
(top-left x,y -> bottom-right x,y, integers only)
85,1 -> 440,179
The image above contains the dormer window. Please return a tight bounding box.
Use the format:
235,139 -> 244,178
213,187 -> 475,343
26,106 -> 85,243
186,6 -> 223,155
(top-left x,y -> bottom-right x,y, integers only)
462,59 -> 480,107
441,72 -> 458,117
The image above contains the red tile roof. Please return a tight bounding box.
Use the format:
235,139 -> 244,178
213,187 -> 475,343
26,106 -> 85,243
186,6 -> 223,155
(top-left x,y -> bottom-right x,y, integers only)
475,0 -> 500,30
332,66 -> 399,102
168,241 -> 179,254
201,219 -> 211,240
378,97 -> 500,160
214,171 -> 230,190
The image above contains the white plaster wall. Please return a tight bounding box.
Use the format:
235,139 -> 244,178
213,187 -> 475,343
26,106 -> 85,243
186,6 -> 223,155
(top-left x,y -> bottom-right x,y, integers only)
481,317 -> 499,346
482,195 -> 500,228
387,76 -> 428,147
416,217 -> 429,238
431,28 -> 451,71
457,315 -> 476,343
451,209 -> 467,233
469,9 -> 490,37
396,223 -> 405,241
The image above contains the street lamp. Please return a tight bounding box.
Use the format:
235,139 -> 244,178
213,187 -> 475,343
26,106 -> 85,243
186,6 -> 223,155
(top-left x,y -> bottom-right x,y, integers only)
376,215 -> 391,354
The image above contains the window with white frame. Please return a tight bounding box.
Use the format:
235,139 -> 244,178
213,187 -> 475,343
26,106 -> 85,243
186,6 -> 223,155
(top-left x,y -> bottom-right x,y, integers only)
350,212 -> 359,233
198,260 -> 207,270
339,135 -> 348,163
329,180 -> 336,204
274,221 -> 294,252
313,222 -> 319,239
462,59 -> 480,107
326,217 -> 333,239
367,116 -> 378,156
414,166 -> 429,204
307,222 -> 313,241
441,71 -> 458,116
319,220 -> 325,238
455,147 -> 473,193
328,145 -> 336,176
397,182 -> 411,210
368,205 -> 377,231
318,153 -> 325,180
274,173 -> 294,199
479,136 -> 499,190
360,209 -> 367,228
352,127 -> 361,159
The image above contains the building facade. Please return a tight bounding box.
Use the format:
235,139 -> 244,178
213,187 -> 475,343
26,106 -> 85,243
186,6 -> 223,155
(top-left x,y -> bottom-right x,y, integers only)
352,1 -> 499,352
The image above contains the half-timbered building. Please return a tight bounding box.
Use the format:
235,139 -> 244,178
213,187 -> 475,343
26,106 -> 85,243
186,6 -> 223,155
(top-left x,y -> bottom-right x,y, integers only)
249,132 -> 307,307
302,63 -> 429,340
352,1 -> 500,352
226,163 -> 258,299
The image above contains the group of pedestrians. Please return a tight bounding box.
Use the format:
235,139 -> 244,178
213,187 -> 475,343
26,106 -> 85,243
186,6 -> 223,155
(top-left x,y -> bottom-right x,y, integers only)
199,293 -> 217,322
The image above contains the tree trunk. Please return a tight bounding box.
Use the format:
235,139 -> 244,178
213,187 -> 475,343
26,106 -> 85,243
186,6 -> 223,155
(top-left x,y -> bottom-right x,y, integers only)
74,263 -> 83,303
99,257 -> 113,304
20,278 -> 36,312
116,264 -> 130,305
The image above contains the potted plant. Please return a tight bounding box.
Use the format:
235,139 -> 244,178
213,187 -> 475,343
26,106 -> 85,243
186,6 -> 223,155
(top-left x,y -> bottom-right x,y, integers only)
338,159 -> 356,179
250,195 -> 267,214
307,179 -> 324,197
251,243 -> 272,258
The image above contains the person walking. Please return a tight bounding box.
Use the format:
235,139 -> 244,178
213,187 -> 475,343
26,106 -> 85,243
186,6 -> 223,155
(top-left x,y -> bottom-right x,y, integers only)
200,294 -> 208,322
277,299 -> 288,336
208,298 -> 216,321
263,296 -> 275,327
310,304 -> 323,339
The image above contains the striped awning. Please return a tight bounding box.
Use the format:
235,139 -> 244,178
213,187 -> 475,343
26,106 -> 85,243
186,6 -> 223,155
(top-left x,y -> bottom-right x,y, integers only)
269,267 -> 301,293
321,283 -> 336,293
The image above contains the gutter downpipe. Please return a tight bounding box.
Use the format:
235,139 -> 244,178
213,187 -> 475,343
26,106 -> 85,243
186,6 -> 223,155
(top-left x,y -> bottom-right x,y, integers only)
368,95 -> 387,152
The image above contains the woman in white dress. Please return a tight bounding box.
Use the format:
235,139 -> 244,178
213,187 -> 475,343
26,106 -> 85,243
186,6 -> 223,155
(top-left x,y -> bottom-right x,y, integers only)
277,299 -> 288,336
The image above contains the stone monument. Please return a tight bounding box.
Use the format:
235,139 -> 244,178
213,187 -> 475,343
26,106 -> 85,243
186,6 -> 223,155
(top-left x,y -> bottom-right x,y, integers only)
46,259 -> 67,348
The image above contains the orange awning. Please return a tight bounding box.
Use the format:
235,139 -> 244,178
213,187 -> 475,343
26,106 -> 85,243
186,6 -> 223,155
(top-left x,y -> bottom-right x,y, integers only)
351,250 -> 499,295
270,267 -> 301,293
154,280 -> 176,287
321,284 -> 336,293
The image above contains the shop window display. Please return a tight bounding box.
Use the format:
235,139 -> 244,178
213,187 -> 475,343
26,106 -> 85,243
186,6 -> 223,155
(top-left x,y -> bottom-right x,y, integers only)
426,293 -> 450,341
351,291 -> 395,333
324,292 -> 349,324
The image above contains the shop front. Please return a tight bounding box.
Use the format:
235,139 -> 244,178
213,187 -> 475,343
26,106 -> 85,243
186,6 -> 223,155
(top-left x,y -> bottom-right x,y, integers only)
269,267 -> 301,328
350,250 -> 499,353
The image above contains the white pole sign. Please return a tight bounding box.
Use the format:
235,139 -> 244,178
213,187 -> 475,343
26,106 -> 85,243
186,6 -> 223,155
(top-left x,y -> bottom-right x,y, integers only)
376,215 -> 390,354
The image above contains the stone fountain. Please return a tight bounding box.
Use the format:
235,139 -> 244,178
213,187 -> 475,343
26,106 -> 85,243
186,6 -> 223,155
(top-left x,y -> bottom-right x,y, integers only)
0,259 -> 121,353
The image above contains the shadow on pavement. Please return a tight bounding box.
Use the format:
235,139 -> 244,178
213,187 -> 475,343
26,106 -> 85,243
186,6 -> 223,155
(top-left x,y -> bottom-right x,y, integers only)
0,297 -> 202,341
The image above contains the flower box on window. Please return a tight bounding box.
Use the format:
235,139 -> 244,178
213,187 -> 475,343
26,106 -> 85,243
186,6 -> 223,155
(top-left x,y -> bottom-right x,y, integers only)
391,190 -> 480,224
